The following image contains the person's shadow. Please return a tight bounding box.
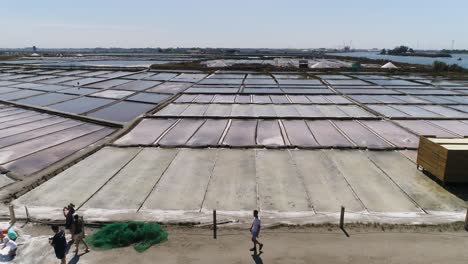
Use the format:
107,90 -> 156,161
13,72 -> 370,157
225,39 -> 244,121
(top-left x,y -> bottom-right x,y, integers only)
68,254 -> 80,264
68,252 -> 89,264
65,241 -> 74,255
251,251 -> 263,264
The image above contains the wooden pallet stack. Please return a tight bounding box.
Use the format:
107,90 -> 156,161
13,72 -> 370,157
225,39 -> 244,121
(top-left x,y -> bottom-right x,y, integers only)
417,136 -> 468,183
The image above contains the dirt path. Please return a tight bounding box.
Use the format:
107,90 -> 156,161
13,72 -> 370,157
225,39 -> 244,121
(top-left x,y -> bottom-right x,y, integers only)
10,224 -> 468,264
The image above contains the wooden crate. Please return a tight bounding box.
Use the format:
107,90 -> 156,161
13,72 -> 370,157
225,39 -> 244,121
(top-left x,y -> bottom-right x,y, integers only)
417,136 -> 468,183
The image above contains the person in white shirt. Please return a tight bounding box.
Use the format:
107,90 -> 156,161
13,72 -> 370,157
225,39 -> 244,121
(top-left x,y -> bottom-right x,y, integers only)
249,210 -> 263,253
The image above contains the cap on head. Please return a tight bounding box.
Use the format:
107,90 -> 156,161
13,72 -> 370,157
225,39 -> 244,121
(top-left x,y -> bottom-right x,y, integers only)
68,203 -> 75,208
253,210 -> 259,217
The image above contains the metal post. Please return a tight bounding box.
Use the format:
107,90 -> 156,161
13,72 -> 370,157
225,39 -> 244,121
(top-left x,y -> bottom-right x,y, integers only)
465,208 -> 468,232
213,210 -> 217,239
340,206 -> 345,229
9,205 -> 15,224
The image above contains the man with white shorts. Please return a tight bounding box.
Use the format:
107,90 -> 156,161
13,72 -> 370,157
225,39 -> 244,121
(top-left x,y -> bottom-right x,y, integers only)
250,210 -> 263,253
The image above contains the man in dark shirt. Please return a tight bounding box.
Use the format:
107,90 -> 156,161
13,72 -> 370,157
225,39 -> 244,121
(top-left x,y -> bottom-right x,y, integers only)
63,203 -> 75,242
50,225 -> 67,264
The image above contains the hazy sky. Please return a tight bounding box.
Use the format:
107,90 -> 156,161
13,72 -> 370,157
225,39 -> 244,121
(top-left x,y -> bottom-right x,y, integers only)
1,0 -> 467,49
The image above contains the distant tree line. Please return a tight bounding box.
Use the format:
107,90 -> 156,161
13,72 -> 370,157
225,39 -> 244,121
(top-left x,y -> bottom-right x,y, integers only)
432,61 -> 465,72
380,45 -> 451,58
380,46 -> 414,55
441,49 -> 468,54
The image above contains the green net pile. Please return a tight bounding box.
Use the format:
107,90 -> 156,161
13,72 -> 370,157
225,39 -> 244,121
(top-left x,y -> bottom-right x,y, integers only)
87,222 -> 168,252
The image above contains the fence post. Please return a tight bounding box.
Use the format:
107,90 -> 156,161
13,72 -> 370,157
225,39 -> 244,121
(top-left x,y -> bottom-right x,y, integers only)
25,206 -> 30,222
213,210 -> 217,239
340,206 -> 345,229
465,208 -> 468,232
9,205 -> 15,224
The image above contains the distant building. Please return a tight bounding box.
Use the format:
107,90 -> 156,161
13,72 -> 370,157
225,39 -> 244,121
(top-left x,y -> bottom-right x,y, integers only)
299,60 -> 309,69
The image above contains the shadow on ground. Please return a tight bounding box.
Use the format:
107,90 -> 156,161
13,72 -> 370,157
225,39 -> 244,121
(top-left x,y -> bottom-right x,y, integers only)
445,184 -> 468,202
251,252 -> 263,264
68,252 -> 89,264
423,171 -> 468,202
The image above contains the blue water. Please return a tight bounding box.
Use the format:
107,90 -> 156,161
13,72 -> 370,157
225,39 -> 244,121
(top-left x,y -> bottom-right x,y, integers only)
331,51 -> 468,69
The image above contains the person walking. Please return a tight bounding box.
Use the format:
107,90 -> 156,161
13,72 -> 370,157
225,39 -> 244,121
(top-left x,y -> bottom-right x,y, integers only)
50,225 -> 67,264
249,210 -> 263,253
62,203 -> 75,242
72,214 -> 90,255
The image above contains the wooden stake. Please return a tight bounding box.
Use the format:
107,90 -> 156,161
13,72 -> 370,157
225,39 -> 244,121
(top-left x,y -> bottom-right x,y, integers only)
9,205 -> 15,224
213,210 -> 217,239
25,206 -> 30,222
340,206 -> 345,229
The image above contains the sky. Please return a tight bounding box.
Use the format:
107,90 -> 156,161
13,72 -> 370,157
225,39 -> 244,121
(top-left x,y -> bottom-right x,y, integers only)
1,0 -> 467,50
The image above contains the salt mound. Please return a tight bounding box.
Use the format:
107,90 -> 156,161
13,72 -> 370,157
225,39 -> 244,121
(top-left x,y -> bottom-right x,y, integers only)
310,60 -> 349,69
382,62 -> 398,69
